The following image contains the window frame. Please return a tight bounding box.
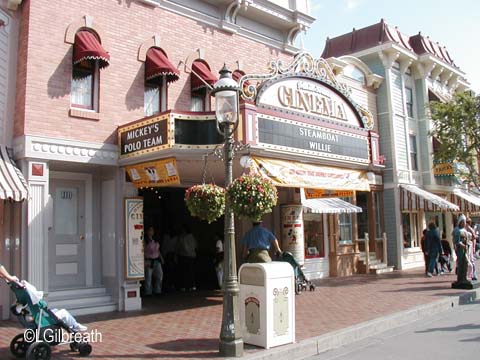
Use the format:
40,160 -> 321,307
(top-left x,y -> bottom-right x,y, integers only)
405,86 -> 414,118
71,60 -> 99,111
409,134 -> 418,171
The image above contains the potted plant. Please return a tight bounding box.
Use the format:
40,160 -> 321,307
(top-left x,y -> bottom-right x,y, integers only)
226,173 -> 278,221
185,184 -> 225,223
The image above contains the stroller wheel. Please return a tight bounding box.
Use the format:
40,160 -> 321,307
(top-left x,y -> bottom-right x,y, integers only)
78,343 -> 92,357
69,341 -> 79,352
25,342 -> 51,360
309,284 -> 316,291
295,282 -> 302,295
10,333 -> 30,358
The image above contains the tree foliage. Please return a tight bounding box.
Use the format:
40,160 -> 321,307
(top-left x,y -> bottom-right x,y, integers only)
429,91 -> 480,190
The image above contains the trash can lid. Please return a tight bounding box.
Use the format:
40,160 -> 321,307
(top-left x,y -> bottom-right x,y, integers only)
239,262 -> 293,279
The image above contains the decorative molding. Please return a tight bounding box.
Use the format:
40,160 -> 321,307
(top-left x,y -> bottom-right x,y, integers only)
399,59 -> 413,75
366,74 -> 384,89
13,135 -> 118,166
239,51 -> 375,130
378,49 -> 400,70
134,0 -> 314,55
430,65 -> 444,81
65,15 -> 107,47
138,35 -> 162,61
7,0 -> 22,11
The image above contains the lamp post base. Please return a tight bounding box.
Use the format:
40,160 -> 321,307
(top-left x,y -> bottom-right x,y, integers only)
219,338 -> 244,357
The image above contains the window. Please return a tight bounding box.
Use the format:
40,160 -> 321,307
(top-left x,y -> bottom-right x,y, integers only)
191,88 -> 208,112
402,212 -> 419,248
405,87 -> 414,118
303,213 -> 325,258
409,135 -> 418,171
343,65 -> 365,84
356,192 -> 368,239
339,197 -> 354,244
144,80 -> 162,116
374,192 -> 382,238
71,30 -> 108,112
71,60 -> 98,110
191,60 -> 216,112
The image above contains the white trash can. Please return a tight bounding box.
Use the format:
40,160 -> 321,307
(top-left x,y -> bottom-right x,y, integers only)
239,262 -> 295,349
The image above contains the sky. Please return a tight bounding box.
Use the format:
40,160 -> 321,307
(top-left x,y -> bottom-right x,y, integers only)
302,0 -> 480,93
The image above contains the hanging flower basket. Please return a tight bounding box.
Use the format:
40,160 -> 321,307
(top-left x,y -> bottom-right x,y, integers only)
185,184 -> 225,223
226,173 -> 278,221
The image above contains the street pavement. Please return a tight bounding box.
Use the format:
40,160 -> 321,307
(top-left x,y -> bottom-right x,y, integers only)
0,267 -> 478,359
308,300 -> 480,360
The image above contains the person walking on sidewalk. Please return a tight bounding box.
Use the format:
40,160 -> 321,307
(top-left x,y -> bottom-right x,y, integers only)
241,221 -> 282,263
144,226 -> 164,296
176,225 -> 198,291
466,217 -> 478,280
425,222 -> 442,277
453,214 -> 469,285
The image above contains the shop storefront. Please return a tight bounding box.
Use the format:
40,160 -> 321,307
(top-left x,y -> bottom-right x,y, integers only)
118,52 -> 387,281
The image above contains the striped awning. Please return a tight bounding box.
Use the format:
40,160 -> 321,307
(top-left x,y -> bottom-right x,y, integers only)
0,145 -> 28,201
302,198 -> 363,214
400,184 -> 458,211
450,188 -> 480,213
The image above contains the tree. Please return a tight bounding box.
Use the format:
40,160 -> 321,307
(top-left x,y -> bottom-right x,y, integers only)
429,91 -> 480,191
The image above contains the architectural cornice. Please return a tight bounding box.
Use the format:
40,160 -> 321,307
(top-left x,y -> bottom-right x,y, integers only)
135,0 -> 314,54
13,135 -> 118,166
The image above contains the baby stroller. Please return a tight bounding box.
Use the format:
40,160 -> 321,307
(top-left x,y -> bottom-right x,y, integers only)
7,280 -> 92,360
276,251 -> 315,295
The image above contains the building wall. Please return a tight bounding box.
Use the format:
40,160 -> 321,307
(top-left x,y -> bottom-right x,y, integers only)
15,0 -> 293,144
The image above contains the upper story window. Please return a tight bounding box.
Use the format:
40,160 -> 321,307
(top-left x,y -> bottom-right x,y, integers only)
190,60 -> 217,112
144,47 -> 179,116
409,134 -> 418,171
71,30 -> 110,111
405,86 -> 414,118
343,65 -> 365,84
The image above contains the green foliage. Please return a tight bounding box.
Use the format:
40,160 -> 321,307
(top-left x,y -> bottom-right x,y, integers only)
226,173 -> 278,221
185,184 -> 225,223
429,91 -> 480,190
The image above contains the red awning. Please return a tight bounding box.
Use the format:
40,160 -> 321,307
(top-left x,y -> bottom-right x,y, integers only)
73,30 -> 110,69
191,60 -> 217,91
145,48 -> 180,84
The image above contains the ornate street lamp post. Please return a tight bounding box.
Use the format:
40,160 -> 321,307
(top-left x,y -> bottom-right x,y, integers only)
212,64 -> 244,357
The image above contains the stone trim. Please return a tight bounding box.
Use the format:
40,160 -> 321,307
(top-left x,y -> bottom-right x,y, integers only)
69,108 -> 101,121
13,135 -> 118,166
65,15 -> 107,47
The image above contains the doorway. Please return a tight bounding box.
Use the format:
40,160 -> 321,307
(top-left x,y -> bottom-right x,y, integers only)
140,187 -> 224,292
48,177 -> 89,290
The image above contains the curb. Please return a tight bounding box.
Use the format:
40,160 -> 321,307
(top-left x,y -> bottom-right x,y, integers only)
240,288 -> 480,360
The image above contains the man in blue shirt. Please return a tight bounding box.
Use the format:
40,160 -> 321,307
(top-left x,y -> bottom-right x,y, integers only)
241,221 -> 282,263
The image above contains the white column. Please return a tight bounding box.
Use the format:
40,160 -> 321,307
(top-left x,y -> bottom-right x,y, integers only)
21,160 -> 50,291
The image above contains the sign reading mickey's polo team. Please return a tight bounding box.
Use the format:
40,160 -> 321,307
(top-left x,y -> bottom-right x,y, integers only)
256,78 -> 370,164
118,114 -> 169,159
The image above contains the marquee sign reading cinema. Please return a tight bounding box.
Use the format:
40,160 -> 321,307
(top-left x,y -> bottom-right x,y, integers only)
241,53 -> 373,165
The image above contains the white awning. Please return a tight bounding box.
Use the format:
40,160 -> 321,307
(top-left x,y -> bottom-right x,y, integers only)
0,145 -> 29,201
302,198 -> 363,214
451,188 -> 480,212
400,184 -> 458,211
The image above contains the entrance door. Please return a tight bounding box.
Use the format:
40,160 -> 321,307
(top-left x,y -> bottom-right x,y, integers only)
48,180 -> 86,290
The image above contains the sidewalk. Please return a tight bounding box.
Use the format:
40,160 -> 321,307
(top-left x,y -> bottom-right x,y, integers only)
0,268 -> 477,359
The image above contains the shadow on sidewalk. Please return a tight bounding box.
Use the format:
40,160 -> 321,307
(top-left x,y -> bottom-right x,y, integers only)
415,323 -> 480,333
76,290 -> 223,324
